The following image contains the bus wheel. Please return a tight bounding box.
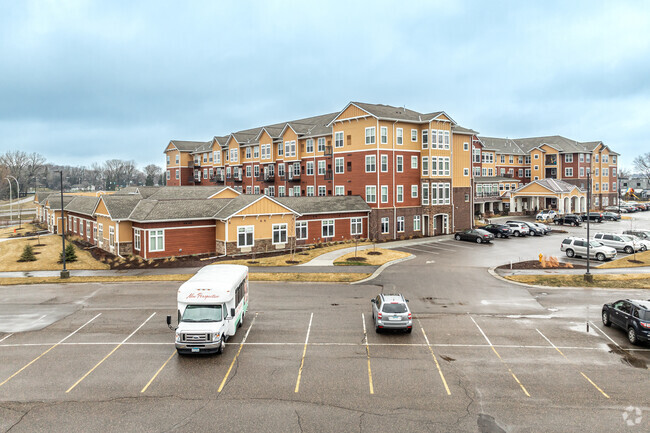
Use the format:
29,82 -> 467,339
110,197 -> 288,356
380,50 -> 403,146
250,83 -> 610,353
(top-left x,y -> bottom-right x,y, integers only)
217,336 -> 225,354
238,312 -> 244,328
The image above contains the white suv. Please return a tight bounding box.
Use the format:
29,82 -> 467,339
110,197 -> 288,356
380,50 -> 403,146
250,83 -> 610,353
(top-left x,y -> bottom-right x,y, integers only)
560,237 -> 617,261
371,294 -> 412,333
593,233 -> 643,254
505,222 -> 530,237
536,210 -> 557,221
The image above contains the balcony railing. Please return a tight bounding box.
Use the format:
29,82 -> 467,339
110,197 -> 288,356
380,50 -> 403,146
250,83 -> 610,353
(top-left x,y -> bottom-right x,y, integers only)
474,192 -> 501,198
264,173 -> 274,182
324,145 -> 333,157
324,169 -> 333,181
288,170 -> 300,181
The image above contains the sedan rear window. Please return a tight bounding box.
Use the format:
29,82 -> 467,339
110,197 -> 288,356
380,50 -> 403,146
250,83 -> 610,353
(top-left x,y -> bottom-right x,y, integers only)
382,303 -> 407,313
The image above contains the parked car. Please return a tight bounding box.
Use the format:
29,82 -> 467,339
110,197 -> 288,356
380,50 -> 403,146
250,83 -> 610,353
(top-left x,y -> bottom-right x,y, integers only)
532,222 -> 551,235
553,214 -> 582,226
623,234 -> 650,251
536,210 -> 557,221
581,212 -> 604,223
602,299 -> 650,345
507,220 -> 544,236
371,293 -> 412,333
505,222 -> 530,237
455,228 -> 494,243
593,233 -> 642,254
560,237 -> 617,261
602,212 -> 621,221
623,229 -> 650,240
480,224 -> 512,238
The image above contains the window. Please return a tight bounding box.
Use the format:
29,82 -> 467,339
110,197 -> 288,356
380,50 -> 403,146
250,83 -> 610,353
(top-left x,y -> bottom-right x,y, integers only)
431,129 -> 437,149
365,155 -> 376,172
284,141 -> 296,158
246,166 -> 251,177
245,147 -> 252,159
396,216 -> 404,233
595,168 -> 599,176
261,144 -> 271,159
380,217 -> 389,234
317,137 -> 325,152
215,151 -> 221,163
365,186 -> 376,203
166,170 -> 170,180
86,221 -> 90,238
335,131 -> 344,148
149,229 -> 164,252
534,154 -> 539,159
175,169 -> 180,180
422,157 -> 429,176
565,167 -> 573,177
175,154 -> 180,164
612,182 -> 617,191
351,217 -> 363,235
422,130 -> 428,148
306,186 -> 314,196
237,226 -> 254,247
296,221 -> 308,240
431,183 -> 438,205
396,155 -> 403,172
278,186 -> 285,197
473,149 -> 481,163
381,185 -> 388,203
254,186 -> 260,194
98,223 -> 103,242
422,182 -> 429,205
579,167 -> 585,177
396,128 -> 403,145
565,154 -> 573,163
411,129 -> 417,142
322,220 -> 334,238
509,155 -> 514,164
444,183 -> 450,204
306,161 -> 314,175
413,215 -> 421,231
335,157 -> 344,174
203,168 -> 208,179
335,185 -> 344,196
109,226 -> 115,247
411,156 -> 418,169
463,142 -> 469,151
534,165 -> 539,171
464,168 -> 469,176
411,185 -> 418,198
586,154 -> 590,162
579,153 -> 584,162
612,167 -> 617,177
318,186 -> 326,196
134,229 -> 141,250
518,169 -> 523,177
443,131 -> 450,149
272,224 -> 287,245
380,126 -> 388,144
306,139 -> 314,153
595,183 -> 599,191
595,154 -> 599,162
431,157 -> 437,176
612,156 -> 616,163
278,142 -> 283,156
73,218 -> 77,233
518,156 -> 523,164
318,160 -> 326,175
365,127 -> 376,145
381,155 -> 388,172
396,185 -> 403,202
602,182 -> 609,191
246,186 -> 252,194
230,148 -> 238,162
603,168 -> 608,176
482,168 -> 487,176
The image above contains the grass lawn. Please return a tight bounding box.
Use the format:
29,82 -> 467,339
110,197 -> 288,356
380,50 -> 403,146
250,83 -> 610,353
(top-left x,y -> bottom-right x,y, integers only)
0,223 -> 41,238
220,241 -> 370,266
597,250 -> 650,269
506,273 -> 650,289
0,235 -> 110,271
0,272 -> 371,285
334,248 -> 411,266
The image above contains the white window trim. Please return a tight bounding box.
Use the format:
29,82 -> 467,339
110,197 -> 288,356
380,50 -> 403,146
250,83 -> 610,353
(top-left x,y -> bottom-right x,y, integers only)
237,225 -> 255,248
148,229 -> 164,252
272,223 -> 288,245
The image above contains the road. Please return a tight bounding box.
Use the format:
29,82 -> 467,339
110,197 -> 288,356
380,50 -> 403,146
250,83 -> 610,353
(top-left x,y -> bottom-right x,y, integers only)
0,212 -> 648,432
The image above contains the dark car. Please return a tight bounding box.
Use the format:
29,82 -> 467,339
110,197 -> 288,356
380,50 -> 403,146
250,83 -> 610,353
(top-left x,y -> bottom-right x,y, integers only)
602,299 -> 650,345
582,212 -> 604,223
553,214 -> 582,226
454,228 -> 494,243
603,212 -> 621,221
507,220 -> 544,236
480,224 -> 512,238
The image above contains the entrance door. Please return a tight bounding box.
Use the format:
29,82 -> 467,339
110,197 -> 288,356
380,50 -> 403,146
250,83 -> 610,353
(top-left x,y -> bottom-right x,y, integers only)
423,215 -> 429,237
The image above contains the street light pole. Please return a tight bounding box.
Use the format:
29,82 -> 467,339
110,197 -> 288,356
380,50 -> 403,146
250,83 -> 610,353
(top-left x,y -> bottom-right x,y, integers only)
57,171 -> 69,279
4,178 -> 12,223
7,176 -> 20,228
584,170 -> 593,283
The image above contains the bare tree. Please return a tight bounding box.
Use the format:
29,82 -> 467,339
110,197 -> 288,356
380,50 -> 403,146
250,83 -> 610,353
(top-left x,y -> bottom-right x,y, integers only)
0,151 -> 29,198
633,153 -> 650,180
144,164 -> 162,186
24,152 -> 46,193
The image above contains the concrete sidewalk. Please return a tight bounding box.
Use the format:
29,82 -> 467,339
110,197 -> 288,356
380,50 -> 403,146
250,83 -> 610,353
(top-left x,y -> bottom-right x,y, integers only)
298,235 -> 455,266
496,266 -> 650,276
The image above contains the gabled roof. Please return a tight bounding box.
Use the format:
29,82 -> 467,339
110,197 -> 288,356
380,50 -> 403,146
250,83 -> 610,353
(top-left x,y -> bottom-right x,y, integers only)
45,195 -> 75,210
513,179 -> 582,194
275,196 -> 370,215
168,140 -> 210,152
478,136 -> 527,155
65,196 -> 100,216
213,194 -> 298,220
128,199 -> 230,222
452,125 -> 479,135
99,195 -> 142,220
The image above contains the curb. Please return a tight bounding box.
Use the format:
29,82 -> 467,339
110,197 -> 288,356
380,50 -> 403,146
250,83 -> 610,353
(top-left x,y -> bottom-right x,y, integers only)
351,255 -> 415,285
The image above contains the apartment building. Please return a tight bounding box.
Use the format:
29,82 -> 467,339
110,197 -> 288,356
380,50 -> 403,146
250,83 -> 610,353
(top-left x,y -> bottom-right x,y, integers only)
165,102 -> 477,240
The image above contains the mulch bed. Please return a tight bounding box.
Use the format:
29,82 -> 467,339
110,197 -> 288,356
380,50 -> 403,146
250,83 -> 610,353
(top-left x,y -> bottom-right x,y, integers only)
497,260 -> 587,270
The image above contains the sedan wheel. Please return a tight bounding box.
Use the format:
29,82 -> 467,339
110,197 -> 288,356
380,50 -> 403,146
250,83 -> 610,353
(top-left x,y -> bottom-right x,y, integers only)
455,234 -> 461,241
596,252 -> 606,262
476,237 -> 482,244
628,327 -> 638,345
624,246 -> 634,254
495,233 -> 501,238
602,311 -> 611,327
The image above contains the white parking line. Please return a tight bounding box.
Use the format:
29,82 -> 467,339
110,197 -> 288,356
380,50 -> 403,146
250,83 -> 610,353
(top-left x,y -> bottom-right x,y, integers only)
294,312 -> 313,393
361,313 -> 374,394
0,333 -> 13,343
419,243 -> 458,252
400,246 -> 440,255
439,241 -> 472,249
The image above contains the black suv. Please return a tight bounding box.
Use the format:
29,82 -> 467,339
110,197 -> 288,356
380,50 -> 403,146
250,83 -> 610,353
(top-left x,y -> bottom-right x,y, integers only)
480,224 -> 512,238
553,214 -> 582,226
602,299 -> 650,345
581,212 -> 604,223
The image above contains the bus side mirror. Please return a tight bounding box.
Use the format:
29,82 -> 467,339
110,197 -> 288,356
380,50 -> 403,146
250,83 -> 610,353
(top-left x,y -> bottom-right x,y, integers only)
166,315 -> 171,326
230,308 -> 236,318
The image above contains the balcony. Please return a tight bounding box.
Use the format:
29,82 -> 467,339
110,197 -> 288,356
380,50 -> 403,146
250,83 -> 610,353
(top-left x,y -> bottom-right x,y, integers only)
545,155 -> 557,165
233,172 -> 243,182
193,160 -> 201,167
475,192 -> 501,198
324,145 -> 333,157
190,177 -> 201,184
288,170 -> 300,181
324,169 -> 333,181
264,172 -> 274,182
211,174 -> 224,182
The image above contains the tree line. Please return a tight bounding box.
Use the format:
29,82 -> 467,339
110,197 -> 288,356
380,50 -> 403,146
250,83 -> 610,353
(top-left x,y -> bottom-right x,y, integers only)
0,150 -> 164,200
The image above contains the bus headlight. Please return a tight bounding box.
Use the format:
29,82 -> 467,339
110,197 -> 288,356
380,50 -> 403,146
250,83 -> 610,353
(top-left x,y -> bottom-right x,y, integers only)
213,333 -> 220,341
175,332 -> 180,343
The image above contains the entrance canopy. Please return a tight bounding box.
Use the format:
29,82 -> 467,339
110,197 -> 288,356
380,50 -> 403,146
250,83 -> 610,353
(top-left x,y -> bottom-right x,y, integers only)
508,179 -> 586,214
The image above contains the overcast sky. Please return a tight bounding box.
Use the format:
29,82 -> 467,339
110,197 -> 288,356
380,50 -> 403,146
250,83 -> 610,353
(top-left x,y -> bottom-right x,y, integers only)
1,0 -> 649,170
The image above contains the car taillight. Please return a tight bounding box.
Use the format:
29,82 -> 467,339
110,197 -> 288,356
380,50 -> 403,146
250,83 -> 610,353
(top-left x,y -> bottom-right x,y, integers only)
408,313 -> 412,320
377,313 -> 382,319
640,322 -> 650,329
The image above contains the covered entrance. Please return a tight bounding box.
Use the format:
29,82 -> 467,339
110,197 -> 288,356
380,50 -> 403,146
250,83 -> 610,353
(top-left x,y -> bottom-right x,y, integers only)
509,179 -> 586,215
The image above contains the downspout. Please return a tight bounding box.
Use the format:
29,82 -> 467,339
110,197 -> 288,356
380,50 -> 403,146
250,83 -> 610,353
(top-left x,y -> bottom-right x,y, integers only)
450,128 -> 454,233
392,120 -> 397,240
115,220 -> 122,258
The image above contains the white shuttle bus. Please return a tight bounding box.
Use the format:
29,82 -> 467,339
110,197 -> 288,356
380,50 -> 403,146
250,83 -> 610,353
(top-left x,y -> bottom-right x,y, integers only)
167,264 -> 249,355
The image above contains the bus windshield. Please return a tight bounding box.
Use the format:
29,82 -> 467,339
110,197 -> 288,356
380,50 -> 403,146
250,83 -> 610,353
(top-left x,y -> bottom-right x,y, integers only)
182,305 -> 223,322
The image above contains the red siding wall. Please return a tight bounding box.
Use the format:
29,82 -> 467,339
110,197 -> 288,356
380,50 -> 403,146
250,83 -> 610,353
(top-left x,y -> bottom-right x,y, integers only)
133,220 -> 216,259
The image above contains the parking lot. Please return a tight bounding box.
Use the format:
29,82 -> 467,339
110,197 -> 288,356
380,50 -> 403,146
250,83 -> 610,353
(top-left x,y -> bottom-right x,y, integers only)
0,212 -> 649,432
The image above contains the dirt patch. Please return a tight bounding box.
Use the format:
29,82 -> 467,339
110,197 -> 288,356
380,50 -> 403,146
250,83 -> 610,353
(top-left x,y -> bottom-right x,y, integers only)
347,256 -> 367,262
367,251 -> 382,256
497,260 -> 586,270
